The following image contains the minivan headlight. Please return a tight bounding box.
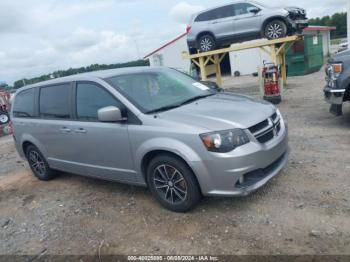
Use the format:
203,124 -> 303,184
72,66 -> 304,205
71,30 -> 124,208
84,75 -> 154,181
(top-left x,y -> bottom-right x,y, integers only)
200,129 -> 249,153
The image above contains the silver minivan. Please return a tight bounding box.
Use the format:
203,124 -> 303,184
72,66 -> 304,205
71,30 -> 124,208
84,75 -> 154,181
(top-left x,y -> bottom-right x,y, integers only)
12,67 -> 289,212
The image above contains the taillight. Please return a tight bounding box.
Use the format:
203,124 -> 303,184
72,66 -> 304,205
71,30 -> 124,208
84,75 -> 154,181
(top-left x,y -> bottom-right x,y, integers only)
186,26 -> 191,33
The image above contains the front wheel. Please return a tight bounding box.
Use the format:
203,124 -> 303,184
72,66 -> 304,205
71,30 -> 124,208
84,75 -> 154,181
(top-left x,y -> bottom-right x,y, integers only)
264,20 -> 287,40
198,35 -> 216,52
147,154 -> 201,212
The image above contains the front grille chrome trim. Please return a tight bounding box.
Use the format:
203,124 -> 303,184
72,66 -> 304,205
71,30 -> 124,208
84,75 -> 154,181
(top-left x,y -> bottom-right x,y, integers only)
248,111 -> 282,144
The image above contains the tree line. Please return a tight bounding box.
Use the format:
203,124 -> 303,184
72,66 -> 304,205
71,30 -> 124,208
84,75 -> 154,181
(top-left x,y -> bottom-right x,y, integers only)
308,12 -> 347,39
13,59 -> 149,89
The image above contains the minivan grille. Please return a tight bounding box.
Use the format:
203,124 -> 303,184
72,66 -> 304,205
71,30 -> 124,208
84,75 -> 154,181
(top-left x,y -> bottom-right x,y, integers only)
248,112 -> 281,144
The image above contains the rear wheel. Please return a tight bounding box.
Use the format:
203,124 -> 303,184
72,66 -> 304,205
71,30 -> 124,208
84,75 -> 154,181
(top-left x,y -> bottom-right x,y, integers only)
264,20 -> 287,40
25,145 -> 57,181
198,34 -> 216,52
146,154 -> 201,212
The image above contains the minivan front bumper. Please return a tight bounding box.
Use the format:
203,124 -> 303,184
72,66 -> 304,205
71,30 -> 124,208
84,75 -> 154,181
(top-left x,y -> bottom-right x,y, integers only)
190,121 -> 289,196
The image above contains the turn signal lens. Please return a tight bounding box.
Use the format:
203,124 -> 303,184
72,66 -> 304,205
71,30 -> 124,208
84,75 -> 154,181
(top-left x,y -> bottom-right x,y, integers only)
332,63 -> 343,75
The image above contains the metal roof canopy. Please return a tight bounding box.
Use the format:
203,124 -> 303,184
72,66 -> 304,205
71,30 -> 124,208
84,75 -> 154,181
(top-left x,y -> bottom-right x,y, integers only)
182,35 -> 303,87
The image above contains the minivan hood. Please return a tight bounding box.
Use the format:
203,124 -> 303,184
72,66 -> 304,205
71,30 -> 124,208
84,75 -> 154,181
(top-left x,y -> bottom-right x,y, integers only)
158,93 -> 275,131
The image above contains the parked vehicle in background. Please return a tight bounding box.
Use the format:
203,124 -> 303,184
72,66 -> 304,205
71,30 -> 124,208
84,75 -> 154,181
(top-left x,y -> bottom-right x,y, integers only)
338,39 -> 348,53
0,91 -> 10,125
187,1 -> 308,53
324,49 -> 350,115
11,67 -> 289,212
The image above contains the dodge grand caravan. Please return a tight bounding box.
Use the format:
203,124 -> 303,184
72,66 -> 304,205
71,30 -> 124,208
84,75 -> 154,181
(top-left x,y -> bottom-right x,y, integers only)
12,67 -> 289,212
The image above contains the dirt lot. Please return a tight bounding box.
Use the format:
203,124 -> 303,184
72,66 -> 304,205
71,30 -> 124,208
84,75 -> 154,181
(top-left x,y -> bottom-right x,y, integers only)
0,69 -> 350,256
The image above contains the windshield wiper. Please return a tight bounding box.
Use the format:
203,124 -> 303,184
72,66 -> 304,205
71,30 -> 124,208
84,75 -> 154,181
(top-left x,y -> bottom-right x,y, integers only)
146,104 -> 183,114
146,93 -> 215,114
179,93 -> 215,106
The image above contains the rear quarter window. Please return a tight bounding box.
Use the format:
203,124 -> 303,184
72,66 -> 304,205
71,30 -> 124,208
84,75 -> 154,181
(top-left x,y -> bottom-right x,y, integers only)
13,88 -> 35,118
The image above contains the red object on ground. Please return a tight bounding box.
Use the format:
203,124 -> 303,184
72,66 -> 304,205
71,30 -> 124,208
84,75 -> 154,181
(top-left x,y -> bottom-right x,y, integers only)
262,63 -> 281,104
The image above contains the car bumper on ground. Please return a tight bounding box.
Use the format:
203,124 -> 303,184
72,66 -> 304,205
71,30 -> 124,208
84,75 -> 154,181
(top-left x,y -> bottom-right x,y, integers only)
191,121 -> 289,197
324,86 -> 345,105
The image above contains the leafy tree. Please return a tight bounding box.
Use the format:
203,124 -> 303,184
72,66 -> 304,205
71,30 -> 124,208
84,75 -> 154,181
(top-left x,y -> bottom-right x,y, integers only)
309,12 -> 347,39
13,59 -> 150,88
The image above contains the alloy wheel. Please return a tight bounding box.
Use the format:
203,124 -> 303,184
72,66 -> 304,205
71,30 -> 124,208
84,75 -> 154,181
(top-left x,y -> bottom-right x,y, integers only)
153,164 -> 188,204
28,150 -> 46,176
200,37 -> 213,52
267,23 -> 283,39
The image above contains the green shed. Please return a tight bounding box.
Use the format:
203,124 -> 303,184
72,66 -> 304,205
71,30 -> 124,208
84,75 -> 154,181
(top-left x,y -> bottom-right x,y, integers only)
286,35 -> 324,76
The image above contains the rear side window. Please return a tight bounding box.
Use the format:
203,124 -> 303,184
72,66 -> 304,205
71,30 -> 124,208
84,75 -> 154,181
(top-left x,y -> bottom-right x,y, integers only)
76,83 -> 122,121
39,84 -> 71,119
195,5 -> 235,21
13,88 -> 35,118
233,3 -> 256,16
195,10 -> 215,22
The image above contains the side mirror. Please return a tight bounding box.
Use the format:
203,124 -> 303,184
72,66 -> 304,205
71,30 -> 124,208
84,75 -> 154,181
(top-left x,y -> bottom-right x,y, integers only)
248,7 -> 261,14
98,106 -> 124,122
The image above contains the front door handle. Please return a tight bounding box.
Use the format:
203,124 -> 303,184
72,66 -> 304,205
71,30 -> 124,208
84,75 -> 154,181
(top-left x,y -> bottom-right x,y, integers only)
60,127 -> 71,133
74,128 -> 87,134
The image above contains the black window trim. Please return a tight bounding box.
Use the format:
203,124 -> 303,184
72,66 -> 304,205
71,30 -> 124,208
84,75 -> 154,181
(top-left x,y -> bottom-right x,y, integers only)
12,87 -> 37,118
73,81 -> 142,125
38,82 -> 74,120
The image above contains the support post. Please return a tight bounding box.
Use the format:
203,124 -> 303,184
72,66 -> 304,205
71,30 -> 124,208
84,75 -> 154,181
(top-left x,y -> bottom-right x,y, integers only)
280,47 -> 287,86
198,56 -> 207,81
270,44 -> 278,64
214,54 -> 222,87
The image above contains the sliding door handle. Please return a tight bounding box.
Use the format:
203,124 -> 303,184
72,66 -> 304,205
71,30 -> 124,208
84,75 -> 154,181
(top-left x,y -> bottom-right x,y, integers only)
74,128 -> 87,134
60,127 -> 71,133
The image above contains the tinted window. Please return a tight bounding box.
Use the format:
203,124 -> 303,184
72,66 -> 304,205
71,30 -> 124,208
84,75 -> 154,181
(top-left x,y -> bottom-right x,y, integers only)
76,83 -> 121,121
233,3 -> 256,16
40,84 -> 71,119
195,10 -> 213,22
13,88 -> 35,118
215,5 -> 235,19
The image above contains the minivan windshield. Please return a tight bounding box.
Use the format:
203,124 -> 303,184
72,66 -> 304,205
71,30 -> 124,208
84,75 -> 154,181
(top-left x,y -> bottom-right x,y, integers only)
105,69 -> 216,114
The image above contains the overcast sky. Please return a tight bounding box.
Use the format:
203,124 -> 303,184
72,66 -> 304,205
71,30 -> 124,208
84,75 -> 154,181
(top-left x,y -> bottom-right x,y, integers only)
0,0 -> 347,85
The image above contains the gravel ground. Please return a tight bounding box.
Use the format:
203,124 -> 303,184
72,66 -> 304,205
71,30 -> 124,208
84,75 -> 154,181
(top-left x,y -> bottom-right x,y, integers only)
0,69 -> 350,256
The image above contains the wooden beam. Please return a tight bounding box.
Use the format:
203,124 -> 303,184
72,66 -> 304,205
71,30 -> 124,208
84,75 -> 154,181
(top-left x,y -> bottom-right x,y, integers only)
198,57 -> 207,80
214,54 -> 222,87
219,53 -> 226,63
191,58 -> 200,68
183,35 -> 302,59
276,43 -> 287,56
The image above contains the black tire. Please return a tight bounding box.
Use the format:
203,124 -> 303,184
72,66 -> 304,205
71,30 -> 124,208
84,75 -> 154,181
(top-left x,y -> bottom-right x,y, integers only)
0,111 -> 9,125
25,145 -> 57,181
146,154 -> 201,212
264,20 -> 287,40
198,34 -> 216,52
